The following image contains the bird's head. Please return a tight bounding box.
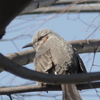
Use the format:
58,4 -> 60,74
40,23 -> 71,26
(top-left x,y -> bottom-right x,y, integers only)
22,29 -> 55,50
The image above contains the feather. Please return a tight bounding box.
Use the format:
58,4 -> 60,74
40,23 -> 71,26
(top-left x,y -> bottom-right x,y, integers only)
34,50 -> 53,73
61,84 -> 82,100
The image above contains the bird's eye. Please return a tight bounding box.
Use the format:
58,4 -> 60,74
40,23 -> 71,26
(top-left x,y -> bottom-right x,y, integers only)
38,36 -> 43,41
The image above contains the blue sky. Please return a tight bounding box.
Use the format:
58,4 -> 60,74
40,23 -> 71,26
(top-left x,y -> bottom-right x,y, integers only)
0,12 -> 100,100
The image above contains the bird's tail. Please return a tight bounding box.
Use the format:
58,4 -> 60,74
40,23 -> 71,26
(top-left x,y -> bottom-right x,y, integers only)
61,84 -> 82,100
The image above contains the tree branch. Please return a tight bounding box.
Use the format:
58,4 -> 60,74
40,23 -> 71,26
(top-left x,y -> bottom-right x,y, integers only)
6,49 -> 36,65
0,0 -> 33,39
1,53 -> 100,85
70,39 -> 100,53
0,82 -> 100,95
21,0 -> 100,14
21,0 -> 58,14
53,0 -> 99,5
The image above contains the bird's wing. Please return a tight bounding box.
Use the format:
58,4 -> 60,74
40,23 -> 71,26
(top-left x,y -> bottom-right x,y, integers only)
34,50 -> 53,73
77,54 -> 87,73
74,48 -> 87,73
34,48 -> 67,75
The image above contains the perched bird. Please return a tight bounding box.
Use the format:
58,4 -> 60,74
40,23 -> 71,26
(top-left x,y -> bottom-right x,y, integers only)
22,29 -> 87,100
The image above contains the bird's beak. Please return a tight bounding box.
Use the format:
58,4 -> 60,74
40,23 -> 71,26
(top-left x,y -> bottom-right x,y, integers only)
22,43 -> 33,48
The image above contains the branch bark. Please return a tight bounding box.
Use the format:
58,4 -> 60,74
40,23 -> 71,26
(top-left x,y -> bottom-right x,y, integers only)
21,0 -> 58,14
53,0 -> 99,5
0,0 -> 34,39
0,82 -> 100,95
6,49 -> 36,65
1,53 -> 100,84
21,0 -> 100,14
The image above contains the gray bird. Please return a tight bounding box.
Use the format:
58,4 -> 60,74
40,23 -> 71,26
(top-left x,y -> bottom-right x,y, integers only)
22,29 -> 87,100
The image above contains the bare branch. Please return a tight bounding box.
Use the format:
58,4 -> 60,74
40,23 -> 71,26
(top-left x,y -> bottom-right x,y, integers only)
21,0 -> 58,14
7,95 -> 12,100
22,2 -> 100,14
54,0 -> 99,5
0,82 -> 100,95
6,49 -> 36,65
70,39 -> 100,53
1,53 -> 100,84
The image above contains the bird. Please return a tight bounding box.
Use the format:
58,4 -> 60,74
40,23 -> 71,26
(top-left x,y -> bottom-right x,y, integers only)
22,29 -> 87,100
